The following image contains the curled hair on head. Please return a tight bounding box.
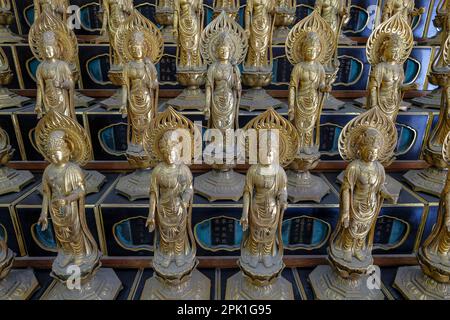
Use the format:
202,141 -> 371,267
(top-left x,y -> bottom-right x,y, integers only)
355,127 -> 383,158
48,130 -> 70,152
131,30 -> 145,46
302,32 -> 321,50
217,31 -> 233,49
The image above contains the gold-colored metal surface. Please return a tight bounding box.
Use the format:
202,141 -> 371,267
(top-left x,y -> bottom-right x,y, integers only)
394,135 -> 450,300
0,47 -> 29,110
225,108 -> 297,300
272,0 -> 295,44
194,11 -> 247,201
35,111 -> 122,300
381,0 -> 425,25
315,0 -> 353,45
240,0 -> 284,111
0,0 -> 23,43
141,107 -> 210,300
285,10 -> 335,203
366,12 -> 414,122
166,0 -> 207,111
309,108 -> 397,300
155,0 -> 176,43
0,126 -> 34,196
113,10 -> 163,201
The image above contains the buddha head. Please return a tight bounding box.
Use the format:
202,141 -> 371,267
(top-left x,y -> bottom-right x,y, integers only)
42,31 -> 59,60
356,127 -> 383,163
48,130 -> 71,165
302,32 -> 322,62
130,31 -> 146,60
216,32 -> 233,62
159,130 -> 184,165
381,34 -> 404,63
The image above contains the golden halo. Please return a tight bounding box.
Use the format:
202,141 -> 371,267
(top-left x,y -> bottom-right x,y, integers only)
34,110 -> 93,166
144,107 -> 199,162
338,108 -> 397,166
115,10 -> 163,64
243,108 -> 299,167
201,10 -> 248,65
366,12 -> 413,65
28,10 -> 78,64
443,35 -> 450,66
285,10 -> 335,65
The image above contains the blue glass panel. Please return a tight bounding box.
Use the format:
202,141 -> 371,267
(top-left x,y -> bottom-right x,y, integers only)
33,223 -> 57,250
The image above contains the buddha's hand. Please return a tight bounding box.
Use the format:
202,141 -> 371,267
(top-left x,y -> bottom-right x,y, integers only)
146,217 -> 155,233
38,214 -> 48,231
341,212 -> 349,228
240,216 -> 249,231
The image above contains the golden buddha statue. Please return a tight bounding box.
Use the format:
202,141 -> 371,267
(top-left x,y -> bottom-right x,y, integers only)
194,11 -> 248,201
240,0 -> 284,111
29,15 -> 106,195
166,0 -> 207,111
394,132 -> 450,300
98,0 -> 134,110
0,46 -> 30,109
34,31 -> 76,119
366,13 -> 415,122
309,107 -> 398,300
226,108 -> 299,300
0,0 -> 22,43
405,35 -> 450,196
140,107 -> 210,300
414,1 -> 450,107
272,0 -> 295,44
32,0 -> 94,108
213,0 -> 239,18
381,0 -> 425,25
35,111 -> 122,300
155,0 -> 176,43
34,0 -> 69,21
314,0 -> 351,110
0,125 -> 34,196
314,0 -> 353,45
114,10 -> 163,201
285,11 -> 335,203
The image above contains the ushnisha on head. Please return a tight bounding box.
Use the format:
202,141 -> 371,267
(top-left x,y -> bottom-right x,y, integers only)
381,34 -> 403,63
355,127 -> 383,163
42,31 -> 59,60
302,32 -> 322,62
159,130 -> 183,165
47,130 -> 71,165
216,31 -> 233,61
130,30 -> 146,60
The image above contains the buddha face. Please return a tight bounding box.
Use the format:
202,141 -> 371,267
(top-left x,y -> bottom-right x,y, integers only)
48,131 -> 70,165
383,39 -> 402,63
44,44 -> 57,60
303,34 -> 321,62
360,145 -> 379,163
130,41 -> 144,60
161,131 -> 182,165
217,42 -> 231,61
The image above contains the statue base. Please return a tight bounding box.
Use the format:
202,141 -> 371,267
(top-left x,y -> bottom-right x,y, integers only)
74,91 -> 95,108
287,170 -> 330,203
403,167 -> 447,197
411,88 -> 441,109
272,26 -> 290,44
337,172 -> 401,204
0,87 -> 30,110
194,169 -> 245,202
160,25 -> 175,43
240,88 -> 284,111
309,265 -> 384,300
394,266 -> 450,300
165,87 -> 206,111
225,271 -> 294,300
141,269 -> 210,300
0,269 -> 39,300
115,169 -> 152,201
323,94 -> 345,110
0,26 -> 23,43
0,167 -> 34,196
100,89 -> 125,111
354,97 -> 411,110
42,268 -> 122,300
